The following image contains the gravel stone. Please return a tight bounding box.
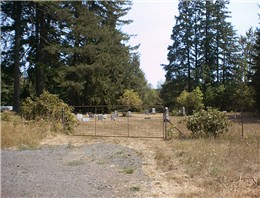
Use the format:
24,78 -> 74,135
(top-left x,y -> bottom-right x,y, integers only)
1,143 -> 150,198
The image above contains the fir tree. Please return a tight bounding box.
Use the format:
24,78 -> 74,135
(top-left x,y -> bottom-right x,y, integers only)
252,28 -> 260,108
161,0 -> 239,109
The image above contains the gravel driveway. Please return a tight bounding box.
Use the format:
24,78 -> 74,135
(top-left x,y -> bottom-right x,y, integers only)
1,143 -> 151,198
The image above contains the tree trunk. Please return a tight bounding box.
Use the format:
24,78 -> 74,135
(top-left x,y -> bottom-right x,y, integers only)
13,1 -> 22,113
35,3 -> 45,96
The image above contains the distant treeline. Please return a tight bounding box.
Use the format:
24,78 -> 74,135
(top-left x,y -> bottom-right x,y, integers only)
160,0 -> 260,110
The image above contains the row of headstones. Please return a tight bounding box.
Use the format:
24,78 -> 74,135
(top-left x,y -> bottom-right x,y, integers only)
76,107 -> 161,122
76,111 -> 129,122
144,108 -> 156,115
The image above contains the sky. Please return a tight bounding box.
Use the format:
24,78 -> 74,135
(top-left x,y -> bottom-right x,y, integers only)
122,0 -> 259,88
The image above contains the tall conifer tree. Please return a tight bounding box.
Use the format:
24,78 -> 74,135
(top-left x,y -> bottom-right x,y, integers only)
161,0 -> 239,108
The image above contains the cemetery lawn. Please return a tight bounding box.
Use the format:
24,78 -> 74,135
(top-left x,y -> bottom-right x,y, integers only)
1,115 -> 260,197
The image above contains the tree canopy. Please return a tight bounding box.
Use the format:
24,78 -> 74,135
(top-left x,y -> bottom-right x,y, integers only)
160,0 -> 258,110
1,1 -> 154,110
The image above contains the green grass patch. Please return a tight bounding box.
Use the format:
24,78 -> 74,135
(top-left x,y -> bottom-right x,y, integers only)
122,167 -> 135,174
130,186 -> 141,192
67,160 -> 84,166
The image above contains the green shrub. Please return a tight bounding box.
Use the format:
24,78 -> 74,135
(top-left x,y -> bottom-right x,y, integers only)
21,91 -> 78,133
185,108 -> 231,138
119,89 -> 143,110
177,87 -> 204,115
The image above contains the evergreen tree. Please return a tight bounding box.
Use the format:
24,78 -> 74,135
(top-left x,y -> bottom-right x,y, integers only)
237,28 -> 256,83
1,1 -> 16,106
1,1 -> 27,111
52,1 -> 138,105
161,0 -> 239,109
252,28 -> 260,108
1,0 -> 149,108
13,1 -> 22,112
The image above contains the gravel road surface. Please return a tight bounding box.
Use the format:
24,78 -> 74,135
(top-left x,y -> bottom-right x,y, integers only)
2,143 -> 151,198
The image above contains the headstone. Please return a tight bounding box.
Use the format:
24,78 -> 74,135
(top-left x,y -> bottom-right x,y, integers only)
98,114 -> 104,121
82,117 -> 90,122
76,114 -> 83,121
127,111 -> 132,117
103,114 -> 107,119
152,108 -> 156,114
88,112 -> 94,118
145,109 -> 149,115
114,111 -> 118,117
1,106 -> 13,112
181,106 -> 186,116
111,113 -> 116,121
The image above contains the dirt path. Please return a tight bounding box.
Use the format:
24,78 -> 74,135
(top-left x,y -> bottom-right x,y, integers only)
2,135 -> 202,198
40,135 -> 202,197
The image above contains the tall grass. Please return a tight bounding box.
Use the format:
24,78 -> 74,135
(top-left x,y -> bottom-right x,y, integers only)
1,112 -> 52,149
157,116 -> 260,197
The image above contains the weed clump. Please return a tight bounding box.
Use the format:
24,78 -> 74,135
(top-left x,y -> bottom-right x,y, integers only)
21,91 -> 78,133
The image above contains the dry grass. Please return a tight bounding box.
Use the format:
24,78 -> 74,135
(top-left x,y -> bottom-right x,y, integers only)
74,113 -> 164,138
1,112 -> 52,149
156,115 -> 260,197
2,110 -> 259,196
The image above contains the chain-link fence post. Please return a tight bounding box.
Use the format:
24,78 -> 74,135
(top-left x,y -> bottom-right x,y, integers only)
61,107 -> 65,131
163,107 -> 169,140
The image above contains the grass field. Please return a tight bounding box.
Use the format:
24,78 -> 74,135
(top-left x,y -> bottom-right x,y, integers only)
1,112 -> 52,149
157,113 -> 260,197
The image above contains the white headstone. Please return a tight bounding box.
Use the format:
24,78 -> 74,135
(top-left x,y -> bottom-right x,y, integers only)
114,111 -> 118,117
82,117 -> 90,122
165,107 -> 169,120
76,114 -> 83,120
181,106 -> 186,116
127,111 -> 132,117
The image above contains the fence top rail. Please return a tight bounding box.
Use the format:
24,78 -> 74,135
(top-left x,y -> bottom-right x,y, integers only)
72,105 -> 165,108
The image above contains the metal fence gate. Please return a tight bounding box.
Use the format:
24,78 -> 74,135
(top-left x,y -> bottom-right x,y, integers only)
72,105 -> 166,138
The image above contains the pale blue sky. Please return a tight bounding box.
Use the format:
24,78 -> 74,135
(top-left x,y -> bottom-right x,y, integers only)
122,0 -> 259,88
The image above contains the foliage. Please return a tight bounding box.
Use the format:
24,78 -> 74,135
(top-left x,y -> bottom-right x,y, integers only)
204,83 -> 255,111
252,28 -> 260,108
142,86 -> 162,106
160,0 -> 253,111
204,84 -> 226,110
237,28 -> 256,83
229,83 -> 255,110
185,108 -> 230,138
176,87 -> 204,115
1,1 -> 151,108
21,91 -> 78,133
1,111 -> 21,122
119,89 -> 143,110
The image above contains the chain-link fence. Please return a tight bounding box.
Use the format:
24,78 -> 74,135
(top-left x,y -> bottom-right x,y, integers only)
72,105 -> 165,138
228,110 -> 260,138
69,106 -> 260,139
